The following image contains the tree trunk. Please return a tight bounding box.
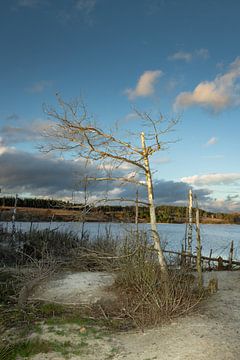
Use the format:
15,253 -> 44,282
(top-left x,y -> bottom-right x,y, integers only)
187,189 -> 193,255
196,205 -> 203,289
141,132 -> 168,275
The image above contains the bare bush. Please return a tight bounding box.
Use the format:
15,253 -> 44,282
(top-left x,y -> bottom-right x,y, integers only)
96,233 -> 204,330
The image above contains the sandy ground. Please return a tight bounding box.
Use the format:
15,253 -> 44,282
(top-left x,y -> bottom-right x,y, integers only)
29,271 -> 240,360
31,271 -> 116,305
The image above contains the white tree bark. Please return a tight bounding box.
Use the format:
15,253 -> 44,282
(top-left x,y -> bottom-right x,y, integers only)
196,204 -> 203,289
187,189 -> 193,255
141,132 -> 168,275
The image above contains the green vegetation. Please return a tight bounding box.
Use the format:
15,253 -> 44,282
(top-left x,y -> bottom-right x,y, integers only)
0,337 -> 90,360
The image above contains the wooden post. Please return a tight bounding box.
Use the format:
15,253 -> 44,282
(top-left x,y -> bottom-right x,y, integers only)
11,193 -> 18,247
208,249 -> 212,271
141,132 -> 168,276
217,256 -> 224,270
196,200 -> 203,289
228,240 -> 234,270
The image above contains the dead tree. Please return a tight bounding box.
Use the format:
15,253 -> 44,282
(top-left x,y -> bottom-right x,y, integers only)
42,96 -> 178,276
195,198 -> 203,289
187,189 -> 193,256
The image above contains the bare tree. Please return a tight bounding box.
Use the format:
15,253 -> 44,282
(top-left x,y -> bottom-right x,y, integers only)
42,96 -> 178,276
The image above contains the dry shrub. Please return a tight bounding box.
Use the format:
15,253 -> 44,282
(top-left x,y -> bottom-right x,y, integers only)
103,233 -> 203,329
0,227 -> 118,270
70,234 -> 118,271
0,228 -> 79,266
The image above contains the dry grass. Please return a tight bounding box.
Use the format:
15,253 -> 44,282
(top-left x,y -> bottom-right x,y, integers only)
0,228 -> 204,333
95,233 -> 204,330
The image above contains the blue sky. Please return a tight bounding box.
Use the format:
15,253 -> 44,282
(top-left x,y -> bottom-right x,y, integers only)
1,0 -> 240,212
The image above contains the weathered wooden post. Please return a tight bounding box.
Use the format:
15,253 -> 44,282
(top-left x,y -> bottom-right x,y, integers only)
196,199 -> 203,289
208,249 -> 213,271
186,189 -> 193,266
217,256 -> 224,270
228,240 -> 234,270
11,193 -> 18,247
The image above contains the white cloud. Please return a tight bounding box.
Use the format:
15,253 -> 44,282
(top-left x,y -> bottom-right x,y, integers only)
0,145 -> 8,155
203,196 -> 240,213
168,51 -> 192,62
123,112 -> 139,122
125,70 -> 162,100
174,57 -> 240,111
205,136 -> 218,147
26,80 -> 52,93
181,173 -> 240,186
0,137 -> 13,155
168,48 -> 209,63
0,119 -> 52,145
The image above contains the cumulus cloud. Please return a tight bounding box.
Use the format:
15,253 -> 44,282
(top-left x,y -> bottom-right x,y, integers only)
205,136 -> 218,147
125,70 -> 162,100
168,48 -> 209,63
2,148 -> 240,211
0,146 -> 212,207
119,179 -> 211,205
174,57 -> 240,111
0,119 -> 51,145
203,197 -> 240,213
0,150 -> 101,198
181,173 -> 240,186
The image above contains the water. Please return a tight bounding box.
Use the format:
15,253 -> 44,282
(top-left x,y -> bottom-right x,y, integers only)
1,221 -> 240,260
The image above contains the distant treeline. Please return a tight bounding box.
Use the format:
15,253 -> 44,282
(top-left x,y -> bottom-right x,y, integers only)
0,197 -> 73,209
96,204 -> 240,224
1,196 -> 240,224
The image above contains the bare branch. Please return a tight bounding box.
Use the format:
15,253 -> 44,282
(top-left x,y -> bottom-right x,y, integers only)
87,176 -> 147,187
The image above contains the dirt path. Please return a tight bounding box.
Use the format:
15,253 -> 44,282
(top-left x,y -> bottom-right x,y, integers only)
29,271 -> 240,360
114,271 -> 240,360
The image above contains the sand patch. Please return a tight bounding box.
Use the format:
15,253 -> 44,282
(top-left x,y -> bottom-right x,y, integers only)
30,271 -> 115,305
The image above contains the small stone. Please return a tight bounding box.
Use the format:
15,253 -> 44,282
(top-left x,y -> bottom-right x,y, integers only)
79,327 -> 87,334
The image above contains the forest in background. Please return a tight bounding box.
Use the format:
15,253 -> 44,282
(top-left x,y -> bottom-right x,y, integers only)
0,197 -> 240,224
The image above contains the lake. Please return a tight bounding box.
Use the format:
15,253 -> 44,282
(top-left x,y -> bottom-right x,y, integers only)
2,221 -> 240,260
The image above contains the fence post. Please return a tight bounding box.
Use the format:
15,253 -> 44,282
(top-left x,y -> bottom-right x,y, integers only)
228,240 -> 234,270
